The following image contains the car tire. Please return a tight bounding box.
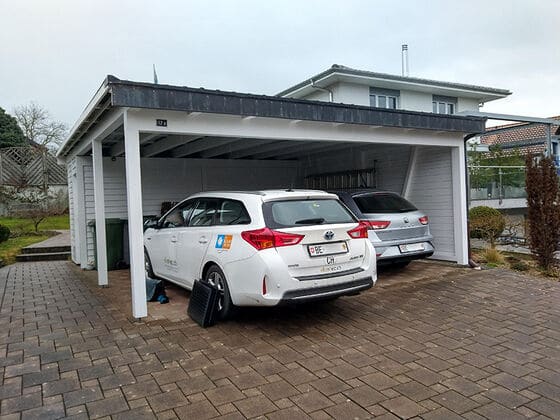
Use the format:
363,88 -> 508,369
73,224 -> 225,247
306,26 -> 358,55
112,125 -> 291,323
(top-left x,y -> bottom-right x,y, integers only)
204,265 -> 236,320
145,249 -> 156,279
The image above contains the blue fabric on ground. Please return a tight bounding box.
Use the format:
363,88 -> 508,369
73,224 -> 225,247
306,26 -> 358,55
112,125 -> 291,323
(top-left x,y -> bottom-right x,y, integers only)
146,277 -> 164,301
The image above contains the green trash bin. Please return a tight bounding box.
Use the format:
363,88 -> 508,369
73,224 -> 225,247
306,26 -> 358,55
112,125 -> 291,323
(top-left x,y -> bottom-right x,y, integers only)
89,218 -> 125,270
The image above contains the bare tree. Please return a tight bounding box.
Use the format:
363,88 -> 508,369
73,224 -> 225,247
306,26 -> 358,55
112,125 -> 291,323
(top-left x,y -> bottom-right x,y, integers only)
13,102 -> 67,150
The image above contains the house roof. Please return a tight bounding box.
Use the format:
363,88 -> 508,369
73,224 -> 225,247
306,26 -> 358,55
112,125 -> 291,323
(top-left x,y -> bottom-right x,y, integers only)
277,64 -> 512,102
57,75 -> 486,157
480,116 -> 560,154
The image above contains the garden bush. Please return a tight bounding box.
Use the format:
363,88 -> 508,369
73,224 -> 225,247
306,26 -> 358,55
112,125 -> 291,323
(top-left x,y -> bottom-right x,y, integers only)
469,206 -> 505,247
0,224 -> 10,243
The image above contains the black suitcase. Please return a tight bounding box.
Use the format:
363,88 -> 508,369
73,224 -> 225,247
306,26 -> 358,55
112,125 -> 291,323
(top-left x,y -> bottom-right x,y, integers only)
188,280 -> 219,327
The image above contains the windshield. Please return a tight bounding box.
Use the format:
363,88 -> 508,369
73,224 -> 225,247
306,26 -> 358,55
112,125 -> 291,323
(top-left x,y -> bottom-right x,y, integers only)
353,193 -> 417,214
263,199 -> 356,228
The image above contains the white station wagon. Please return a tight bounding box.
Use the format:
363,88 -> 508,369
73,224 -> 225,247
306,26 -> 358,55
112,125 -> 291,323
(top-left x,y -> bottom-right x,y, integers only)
144,190 -> 377,319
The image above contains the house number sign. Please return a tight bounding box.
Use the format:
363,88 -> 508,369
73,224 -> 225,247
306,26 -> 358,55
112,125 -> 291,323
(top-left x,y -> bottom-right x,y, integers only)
156,119 -> 167,127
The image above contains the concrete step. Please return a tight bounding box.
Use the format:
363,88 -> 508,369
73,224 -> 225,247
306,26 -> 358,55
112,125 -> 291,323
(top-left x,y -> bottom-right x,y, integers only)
21,245 -> 71,255
16,252 -> 71,262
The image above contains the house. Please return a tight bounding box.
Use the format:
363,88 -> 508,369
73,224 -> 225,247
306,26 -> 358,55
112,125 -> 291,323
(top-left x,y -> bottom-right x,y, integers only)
278,64 -> 511,114
57,66 -> 514,318
480,117 -> 560,160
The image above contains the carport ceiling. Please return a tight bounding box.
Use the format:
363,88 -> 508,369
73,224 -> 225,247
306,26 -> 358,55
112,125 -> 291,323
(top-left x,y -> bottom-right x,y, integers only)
102,132 -> 365,160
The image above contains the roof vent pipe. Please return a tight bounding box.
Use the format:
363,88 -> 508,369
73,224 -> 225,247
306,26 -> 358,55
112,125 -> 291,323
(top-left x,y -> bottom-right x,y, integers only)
402,44 -> 409,77
310,78 -> 334,102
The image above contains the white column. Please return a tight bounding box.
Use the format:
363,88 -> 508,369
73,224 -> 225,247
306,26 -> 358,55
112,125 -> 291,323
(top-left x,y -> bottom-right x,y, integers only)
123,112 -> 148,319
401,146 -> 418,198
452,145 -> 469,265
92,140 -> 108,286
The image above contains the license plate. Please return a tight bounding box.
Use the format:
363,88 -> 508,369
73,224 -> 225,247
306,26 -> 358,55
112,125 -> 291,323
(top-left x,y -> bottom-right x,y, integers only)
399,243 -> 425,253
308,241 -> 348,257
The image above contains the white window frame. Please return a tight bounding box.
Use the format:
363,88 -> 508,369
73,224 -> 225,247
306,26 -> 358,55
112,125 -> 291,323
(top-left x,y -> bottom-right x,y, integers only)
432,95 -> 457,115
370,87 -> 400,110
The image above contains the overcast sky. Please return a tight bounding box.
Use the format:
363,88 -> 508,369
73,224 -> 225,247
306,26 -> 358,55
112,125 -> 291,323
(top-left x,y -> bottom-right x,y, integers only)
1,0 -> 558,127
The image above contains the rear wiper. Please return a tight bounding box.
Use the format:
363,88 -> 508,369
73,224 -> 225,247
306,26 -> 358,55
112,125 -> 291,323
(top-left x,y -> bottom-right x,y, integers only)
295,218 -> 325,225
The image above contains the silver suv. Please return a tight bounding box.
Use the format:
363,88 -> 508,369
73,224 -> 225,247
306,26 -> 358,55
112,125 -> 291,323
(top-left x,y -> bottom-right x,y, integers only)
331,189 -> 434,267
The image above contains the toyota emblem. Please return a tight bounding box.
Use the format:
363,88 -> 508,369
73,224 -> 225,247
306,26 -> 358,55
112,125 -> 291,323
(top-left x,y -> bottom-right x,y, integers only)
324,231 -> 334,240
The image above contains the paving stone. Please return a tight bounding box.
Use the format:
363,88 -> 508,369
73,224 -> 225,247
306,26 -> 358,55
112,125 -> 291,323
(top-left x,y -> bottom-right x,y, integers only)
147,389 -> 189,412
176,375 -> 215,395
360,371 -> 399,390
234,395 -> 277,418
290,390 -> 333,413
474,402 -> 527,420
431,390 -> 480,414
122,379 -> 161,400
527,397 -> 560,418
393,380 -> 437,401
64,386 -> 104,408
380,395 -> 428,419
43,377 -> 81,397
266,406 -> 311,419
174,400 -> 219,419
21,402 -> 65,419
260,379 -> 300,400
1,392 -> 42,415
204,384 -> 245,406
151,367 -> 188,386
112,406 -> 157,419
310,376 -> 350,396
86,395 -> 129,419
483,385 -> 530,409
229,370 -> 268,390
99,371 -> 137,390
325,400 -> 370,419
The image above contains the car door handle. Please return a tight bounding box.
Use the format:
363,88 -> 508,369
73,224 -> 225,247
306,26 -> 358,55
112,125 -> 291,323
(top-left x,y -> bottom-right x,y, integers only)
170,236 -> 178,243
198,237 -> 208,244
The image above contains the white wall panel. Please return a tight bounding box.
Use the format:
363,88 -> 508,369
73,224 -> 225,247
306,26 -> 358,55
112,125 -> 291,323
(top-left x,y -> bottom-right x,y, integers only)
406,146 -> 455,261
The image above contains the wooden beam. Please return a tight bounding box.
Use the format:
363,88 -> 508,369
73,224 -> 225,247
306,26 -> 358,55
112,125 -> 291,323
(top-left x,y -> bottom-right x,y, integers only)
170,137 -> 239,158
198,138 -> 271,158
229,140 -> 294,159
141,135 -> 200,157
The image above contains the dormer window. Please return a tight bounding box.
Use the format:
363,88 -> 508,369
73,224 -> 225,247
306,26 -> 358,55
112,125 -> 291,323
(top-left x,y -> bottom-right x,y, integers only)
432,95 -> 457,115
370,87 -> 400,109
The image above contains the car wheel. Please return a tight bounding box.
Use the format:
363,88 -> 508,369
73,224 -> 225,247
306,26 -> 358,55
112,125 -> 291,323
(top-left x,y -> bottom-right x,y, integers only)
204,265 -> 236,320
145,250 -> 156,279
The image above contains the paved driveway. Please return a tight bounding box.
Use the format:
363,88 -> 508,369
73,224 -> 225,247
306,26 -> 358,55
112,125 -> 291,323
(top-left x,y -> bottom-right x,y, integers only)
1,261 -> 559,419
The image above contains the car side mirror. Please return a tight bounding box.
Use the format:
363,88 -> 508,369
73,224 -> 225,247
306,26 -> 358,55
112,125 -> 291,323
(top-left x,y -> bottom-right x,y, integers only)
144,219 -> 160,231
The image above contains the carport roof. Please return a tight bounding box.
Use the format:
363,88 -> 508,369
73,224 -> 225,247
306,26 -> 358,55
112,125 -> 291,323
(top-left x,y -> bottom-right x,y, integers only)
58,75 -> 485,157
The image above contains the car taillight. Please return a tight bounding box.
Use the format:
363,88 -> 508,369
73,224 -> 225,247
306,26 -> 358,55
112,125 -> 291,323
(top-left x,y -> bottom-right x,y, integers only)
361,220 -> 391,230
241,228 -> 304,250
419,216 -> 429,225
347,222 -> 369,239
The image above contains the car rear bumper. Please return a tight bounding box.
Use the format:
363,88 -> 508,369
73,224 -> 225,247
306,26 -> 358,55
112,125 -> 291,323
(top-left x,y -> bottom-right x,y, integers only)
279,276 -> 374,304
374,240 -> 435,263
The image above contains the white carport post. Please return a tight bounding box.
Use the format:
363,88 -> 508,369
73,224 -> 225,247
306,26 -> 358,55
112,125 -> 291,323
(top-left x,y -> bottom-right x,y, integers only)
452,145 -> 469,265
92,139 -> 108,286
123,111 -> 148,319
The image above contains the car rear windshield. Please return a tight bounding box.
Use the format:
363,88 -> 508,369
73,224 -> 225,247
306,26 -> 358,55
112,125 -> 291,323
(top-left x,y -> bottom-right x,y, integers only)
263,199 -> 356,228
353,193 -> 417,214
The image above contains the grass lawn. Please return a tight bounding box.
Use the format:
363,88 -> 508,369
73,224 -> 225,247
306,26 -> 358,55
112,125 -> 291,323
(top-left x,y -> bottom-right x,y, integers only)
0,234 -> 50,266
0,215 -> 69,232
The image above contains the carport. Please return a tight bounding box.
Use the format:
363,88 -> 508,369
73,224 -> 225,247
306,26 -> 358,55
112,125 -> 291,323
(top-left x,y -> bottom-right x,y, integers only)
57,76 -> 484,318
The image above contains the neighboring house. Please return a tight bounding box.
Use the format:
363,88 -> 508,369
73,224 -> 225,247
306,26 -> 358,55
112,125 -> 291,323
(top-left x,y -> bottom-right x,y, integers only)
480,116 -> 560,159
277,64 -> 511,114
